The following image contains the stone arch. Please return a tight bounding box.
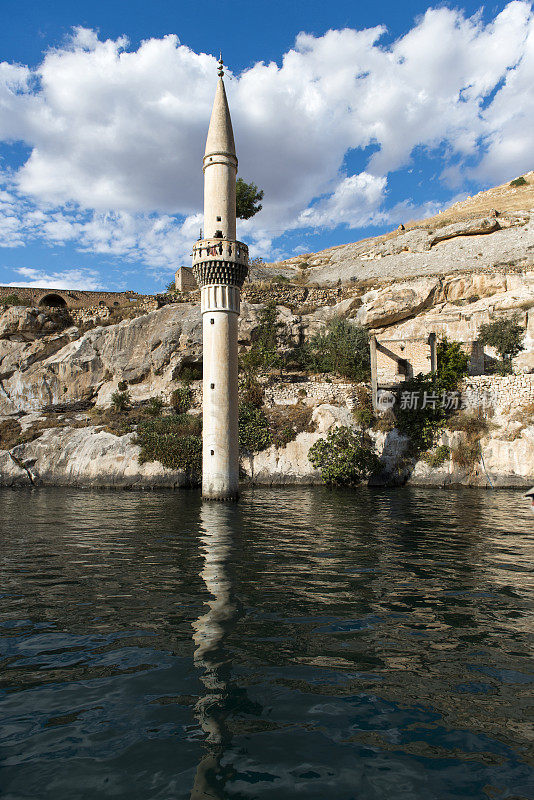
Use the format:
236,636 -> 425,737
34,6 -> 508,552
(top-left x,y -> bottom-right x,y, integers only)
38,292 -> 68,309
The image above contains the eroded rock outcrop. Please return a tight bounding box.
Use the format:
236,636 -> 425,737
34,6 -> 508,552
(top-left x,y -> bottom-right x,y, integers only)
0,424 -> 185,488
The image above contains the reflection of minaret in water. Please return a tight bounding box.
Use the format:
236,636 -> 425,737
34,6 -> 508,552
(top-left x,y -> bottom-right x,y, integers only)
189,503 -> 240,799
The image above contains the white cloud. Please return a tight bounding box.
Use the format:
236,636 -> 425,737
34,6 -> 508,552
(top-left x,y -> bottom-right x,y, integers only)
0,3 -> 531,267
297,173 -> 387,228
1,267 -> 104,290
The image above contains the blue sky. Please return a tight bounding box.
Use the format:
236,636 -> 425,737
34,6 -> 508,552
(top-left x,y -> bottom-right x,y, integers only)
0,0 -> 532,293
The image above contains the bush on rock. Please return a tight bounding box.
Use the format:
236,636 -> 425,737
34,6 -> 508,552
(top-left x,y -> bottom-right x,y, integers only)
308,425 -> 381,486
137,415 -> 202,483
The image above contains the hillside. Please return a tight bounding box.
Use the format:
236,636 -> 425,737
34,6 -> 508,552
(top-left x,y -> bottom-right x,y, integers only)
261,172 -> 534,286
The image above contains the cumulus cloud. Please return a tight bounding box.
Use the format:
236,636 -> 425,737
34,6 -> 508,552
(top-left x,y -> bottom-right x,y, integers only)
2,267 -> 104,290
297,173 -> 387,229
0,3 -> 532,269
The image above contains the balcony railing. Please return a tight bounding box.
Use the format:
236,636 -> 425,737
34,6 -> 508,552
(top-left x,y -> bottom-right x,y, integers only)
192,238 -> 248,267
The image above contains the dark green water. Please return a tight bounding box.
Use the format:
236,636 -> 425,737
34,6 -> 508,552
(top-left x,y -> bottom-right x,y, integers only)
0,487 -> 533,800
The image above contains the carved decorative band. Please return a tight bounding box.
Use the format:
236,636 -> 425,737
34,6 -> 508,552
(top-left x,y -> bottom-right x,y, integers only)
201,284 -> 241,314
193,260 -> 248,288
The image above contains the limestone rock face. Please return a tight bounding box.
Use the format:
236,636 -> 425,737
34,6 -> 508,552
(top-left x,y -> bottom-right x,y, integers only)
272,213 -> 533,286
428,217 -> 500,246
0,425 -> 185,488
0,306 -> 69,341
408,425 -> 534,488
0,303 -> 203,415
242,403 -> 352,485
357,278 -> 439,328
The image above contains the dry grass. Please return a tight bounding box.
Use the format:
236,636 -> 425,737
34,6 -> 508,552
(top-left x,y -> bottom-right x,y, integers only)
266,172 -> 534,270
0,419 -> 23,450
451,439 -> 482,468
448,411 -> 489,469
446,412 -> 489,436
511,401 -> 534,424
0,413 -> 91,450
266,402 -> 315,448
408,172 -> 534,232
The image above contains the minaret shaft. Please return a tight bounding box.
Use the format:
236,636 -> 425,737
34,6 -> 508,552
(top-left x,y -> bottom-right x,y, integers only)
201,310 -> 239,499
204,161 -> 236,241
192,70 -> 248,502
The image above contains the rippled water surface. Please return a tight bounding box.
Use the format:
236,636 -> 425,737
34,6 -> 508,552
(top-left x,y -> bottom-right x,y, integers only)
1,487 -> 533,799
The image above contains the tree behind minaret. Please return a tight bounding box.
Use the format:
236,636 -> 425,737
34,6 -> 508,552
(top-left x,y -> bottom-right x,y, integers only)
236,179 -> 264,220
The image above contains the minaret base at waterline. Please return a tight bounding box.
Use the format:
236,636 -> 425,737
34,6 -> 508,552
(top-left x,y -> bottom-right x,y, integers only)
192,253 -> 248,501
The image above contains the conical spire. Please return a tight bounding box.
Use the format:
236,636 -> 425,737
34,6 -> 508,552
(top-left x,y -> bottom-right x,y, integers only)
204,77 -> 236,158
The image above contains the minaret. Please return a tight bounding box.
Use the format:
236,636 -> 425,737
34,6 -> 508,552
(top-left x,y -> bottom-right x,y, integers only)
192,58 -> 248,501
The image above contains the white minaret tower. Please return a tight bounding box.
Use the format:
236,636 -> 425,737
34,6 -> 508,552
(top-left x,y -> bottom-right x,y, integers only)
192,58 -> 248,501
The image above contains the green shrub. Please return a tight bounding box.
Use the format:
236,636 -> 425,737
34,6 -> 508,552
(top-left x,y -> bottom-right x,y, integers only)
117,380 -> 128,392
137,415 -> 201,482
353,385 -> 375,429
174,364 -> 202,383
111,390 -> 130,411
171,384 -> 192,414
510,176 -> 527,187
422,444 -> 450,467
308,425 -> 381,486
241,302 -> 282,374
239,402 -> 272,454
393,338 -> 471,452
300,318 -> 370,381
145,395 -> 165,417
436,338 -> 470,390
394,374 -> 447,451
479,315 -> 524,365
239,373 -> 264,407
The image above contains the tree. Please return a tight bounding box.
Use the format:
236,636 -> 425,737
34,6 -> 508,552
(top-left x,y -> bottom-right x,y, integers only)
308,426 -> 380,486
304,318 -> 370,382
236,178 -> 264,220
436,338 -> 470,391
479,315 -> 524,371
241,302 -> 282,374
239,402 -> 272,455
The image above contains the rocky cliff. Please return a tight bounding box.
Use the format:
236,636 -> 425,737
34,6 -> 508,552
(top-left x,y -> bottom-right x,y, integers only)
1,175 -> 533,489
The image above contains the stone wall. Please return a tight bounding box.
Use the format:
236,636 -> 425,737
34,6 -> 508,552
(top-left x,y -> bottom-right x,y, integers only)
263,380 -> 359,409
463,374 -> 534,415
175,267 -> 198,292
69,297 -> 160,327
0,286 -> 145,310
242,284 -> 345,308
376,339 -> 433,383
186,377 -> 362,411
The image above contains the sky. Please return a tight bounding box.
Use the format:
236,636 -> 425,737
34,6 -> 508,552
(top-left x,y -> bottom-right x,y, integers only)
0,0 -> 532,294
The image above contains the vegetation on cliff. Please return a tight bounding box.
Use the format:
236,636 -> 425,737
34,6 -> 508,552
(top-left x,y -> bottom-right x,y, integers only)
479,315 -> 524,374
393,338 -> 470,452
137,415 -> 202,483
308,426 -> 380,486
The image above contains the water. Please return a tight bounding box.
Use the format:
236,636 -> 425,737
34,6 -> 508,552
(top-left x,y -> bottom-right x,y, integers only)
0,487 -> 533,800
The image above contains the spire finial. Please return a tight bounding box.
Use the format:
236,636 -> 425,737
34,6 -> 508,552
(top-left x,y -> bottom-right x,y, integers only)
218,53 -> 224,78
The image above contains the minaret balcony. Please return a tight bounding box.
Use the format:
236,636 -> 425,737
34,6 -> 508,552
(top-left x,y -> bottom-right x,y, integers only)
192,238 -> 249,268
